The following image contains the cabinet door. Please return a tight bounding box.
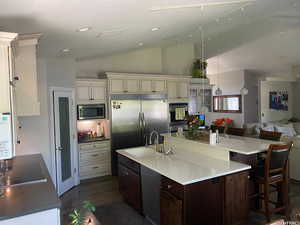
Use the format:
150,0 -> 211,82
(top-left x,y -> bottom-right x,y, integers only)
77,86 -> 91,102
140,80 -> 152,92
224,171 -> 249,225
126,79 -> 139,93
118,164 -> 142,213
110,79 -> 124,93
178,82 -> 188,99
167,81 -> 178,99
160,191 -> 183,225
91,86 -> 105,102
153,80 -> 166,93
0,46 -> 11,113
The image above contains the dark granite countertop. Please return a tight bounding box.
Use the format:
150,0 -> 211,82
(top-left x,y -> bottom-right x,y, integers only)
0,154 -> 61,221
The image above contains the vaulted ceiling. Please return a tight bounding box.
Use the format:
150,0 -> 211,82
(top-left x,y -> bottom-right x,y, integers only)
0,0 -> 299,75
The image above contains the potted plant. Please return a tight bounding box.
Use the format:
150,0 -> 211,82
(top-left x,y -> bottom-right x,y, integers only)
69,201 -> 100,225
192,59 -> 207,78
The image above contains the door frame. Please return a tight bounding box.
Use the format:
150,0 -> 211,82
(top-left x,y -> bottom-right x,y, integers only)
49,87 -> 79,194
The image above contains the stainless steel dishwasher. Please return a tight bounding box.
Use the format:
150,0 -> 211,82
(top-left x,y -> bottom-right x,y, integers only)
141,165 -> 161,225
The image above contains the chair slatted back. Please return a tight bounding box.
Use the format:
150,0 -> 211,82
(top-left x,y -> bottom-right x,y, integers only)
265,143 -> 292,178
226,127 -> 245,136
260,130 -> 282,141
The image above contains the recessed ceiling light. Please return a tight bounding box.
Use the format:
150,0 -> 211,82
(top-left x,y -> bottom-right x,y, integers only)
151,27 -> 160,31
76,27 -> 92,32
61,48 -> 71,53
138,42 -> 144,46
241,7 -> 245,11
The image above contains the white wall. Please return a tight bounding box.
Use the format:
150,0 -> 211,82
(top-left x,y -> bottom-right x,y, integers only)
206,70 -> 245,127
16,57 -> 77,181
162,43 -> 194,75
244,71 -> 259,123
16,59 -> 53,175
259,81 -> 294,123
77,43 -> 194,77
293,81 -> 300,119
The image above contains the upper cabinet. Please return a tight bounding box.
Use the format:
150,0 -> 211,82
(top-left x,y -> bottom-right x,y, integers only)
0,32 -> 18,114
188,79 -> 213,114
76,79 -> 106,104
106,72 -> 190,103
167,79 -> 190,102
14,34 -> 42,117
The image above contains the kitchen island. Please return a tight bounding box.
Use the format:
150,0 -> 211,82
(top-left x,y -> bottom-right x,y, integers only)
0,154 -> 60,225
117,145 -> 251,225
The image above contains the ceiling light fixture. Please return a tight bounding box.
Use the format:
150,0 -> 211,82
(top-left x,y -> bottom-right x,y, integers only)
151,27 -> 160,31
61,48 -> 71,53
76,27 -> 91,32
150,0 -> 256,11
138,42 -> 144,46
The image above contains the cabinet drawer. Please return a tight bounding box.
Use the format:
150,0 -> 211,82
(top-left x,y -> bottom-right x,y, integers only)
79,141 -> 110,151
118,155 -> 140,174
79,163 -> 110,177
80,150 -> 110,165
161,177 -> 184,199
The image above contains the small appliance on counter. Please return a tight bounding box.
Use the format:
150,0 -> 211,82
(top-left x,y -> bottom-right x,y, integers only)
77,104 -> 105,120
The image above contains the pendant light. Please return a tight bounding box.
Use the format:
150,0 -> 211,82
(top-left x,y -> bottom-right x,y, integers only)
199,26 -> 208,113
240,87 -> 249,95
215,55 -> 222,96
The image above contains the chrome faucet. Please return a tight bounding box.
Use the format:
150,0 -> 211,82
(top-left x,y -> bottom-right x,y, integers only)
149,130 -> 161,152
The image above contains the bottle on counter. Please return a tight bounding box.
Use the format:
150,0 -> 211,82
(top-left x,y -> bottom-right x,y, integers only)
216,129 -> 219,143
209,130 -> 217,145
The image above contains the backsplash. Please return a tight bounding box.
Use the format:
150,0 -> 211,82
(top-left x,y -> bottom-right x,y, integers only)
77,119 -> 110,138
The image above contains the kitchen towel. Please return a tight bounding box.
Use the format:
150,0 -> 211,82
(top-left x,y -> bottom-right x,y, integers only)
175,107 -> 185,121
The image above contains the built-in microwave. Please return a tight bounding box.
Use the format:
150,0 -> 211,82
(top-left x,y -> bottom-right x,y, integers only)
77,104 -> 106,120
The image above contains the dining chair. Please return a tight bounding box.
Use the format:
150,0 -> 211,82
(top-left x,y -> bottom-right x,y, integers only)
210,125 -> 225,133
226,127 -> 245,136
254,142 -> 293,222
259,130 -> 282,141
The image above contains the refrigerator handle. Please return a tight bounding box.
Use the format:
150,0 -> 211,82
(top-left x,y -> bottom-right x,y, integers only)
142,112 -> 146,130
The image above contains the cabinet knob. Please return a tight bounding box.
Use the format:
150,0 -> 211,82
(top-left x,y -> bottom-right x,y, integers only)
92,154 -> 99,157
167,184 -> 172,189
92,166 -> 99,169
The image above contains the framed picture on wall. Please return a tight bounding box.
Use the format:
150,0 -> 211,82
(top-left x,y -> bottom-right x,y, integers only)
269,91 -> 288,111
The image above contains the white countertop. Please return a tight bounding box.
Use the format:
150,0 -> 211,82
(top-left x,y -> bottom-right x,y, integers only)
162,133 -> 282,155
117,147 -> 251,185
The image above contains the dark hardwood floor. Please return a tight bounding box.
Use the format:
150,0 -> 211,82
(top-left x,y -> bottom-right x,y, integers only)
60,176 -> 122,225
60,176 -> 300,225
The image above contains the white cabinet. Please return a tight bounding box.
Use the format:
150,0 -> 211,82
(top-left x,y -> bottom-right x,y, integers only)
167,80 -> 189,102
76,79 -> 106,104
167,81 -> 177,99
0,43 -> 14,113
79,140 -> 111,180
15,34 -> 42,117
110,79 -> 139,93
140,80 -> 166,93
178,82 -> 188,98
140,80 -> 152,92
110,79 -> 124,93
125,79 -> 139,93
106,73 -> 189,97
153,80 -> 166,92
0,208 -> 60,225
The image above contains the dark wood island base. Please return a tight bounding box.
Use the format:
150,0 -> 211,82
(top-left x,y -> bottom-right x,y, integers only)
118,154 -> 249,225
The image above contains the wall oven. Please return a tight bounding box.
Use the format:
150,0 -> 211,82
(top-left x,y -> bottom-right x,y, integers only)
169,103 -> 189,132
77,104 -> 105,120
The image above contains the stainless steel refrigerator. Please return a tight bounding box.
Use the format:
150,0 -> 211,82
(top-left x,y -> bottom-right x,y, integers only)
111,94 -> 169,175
